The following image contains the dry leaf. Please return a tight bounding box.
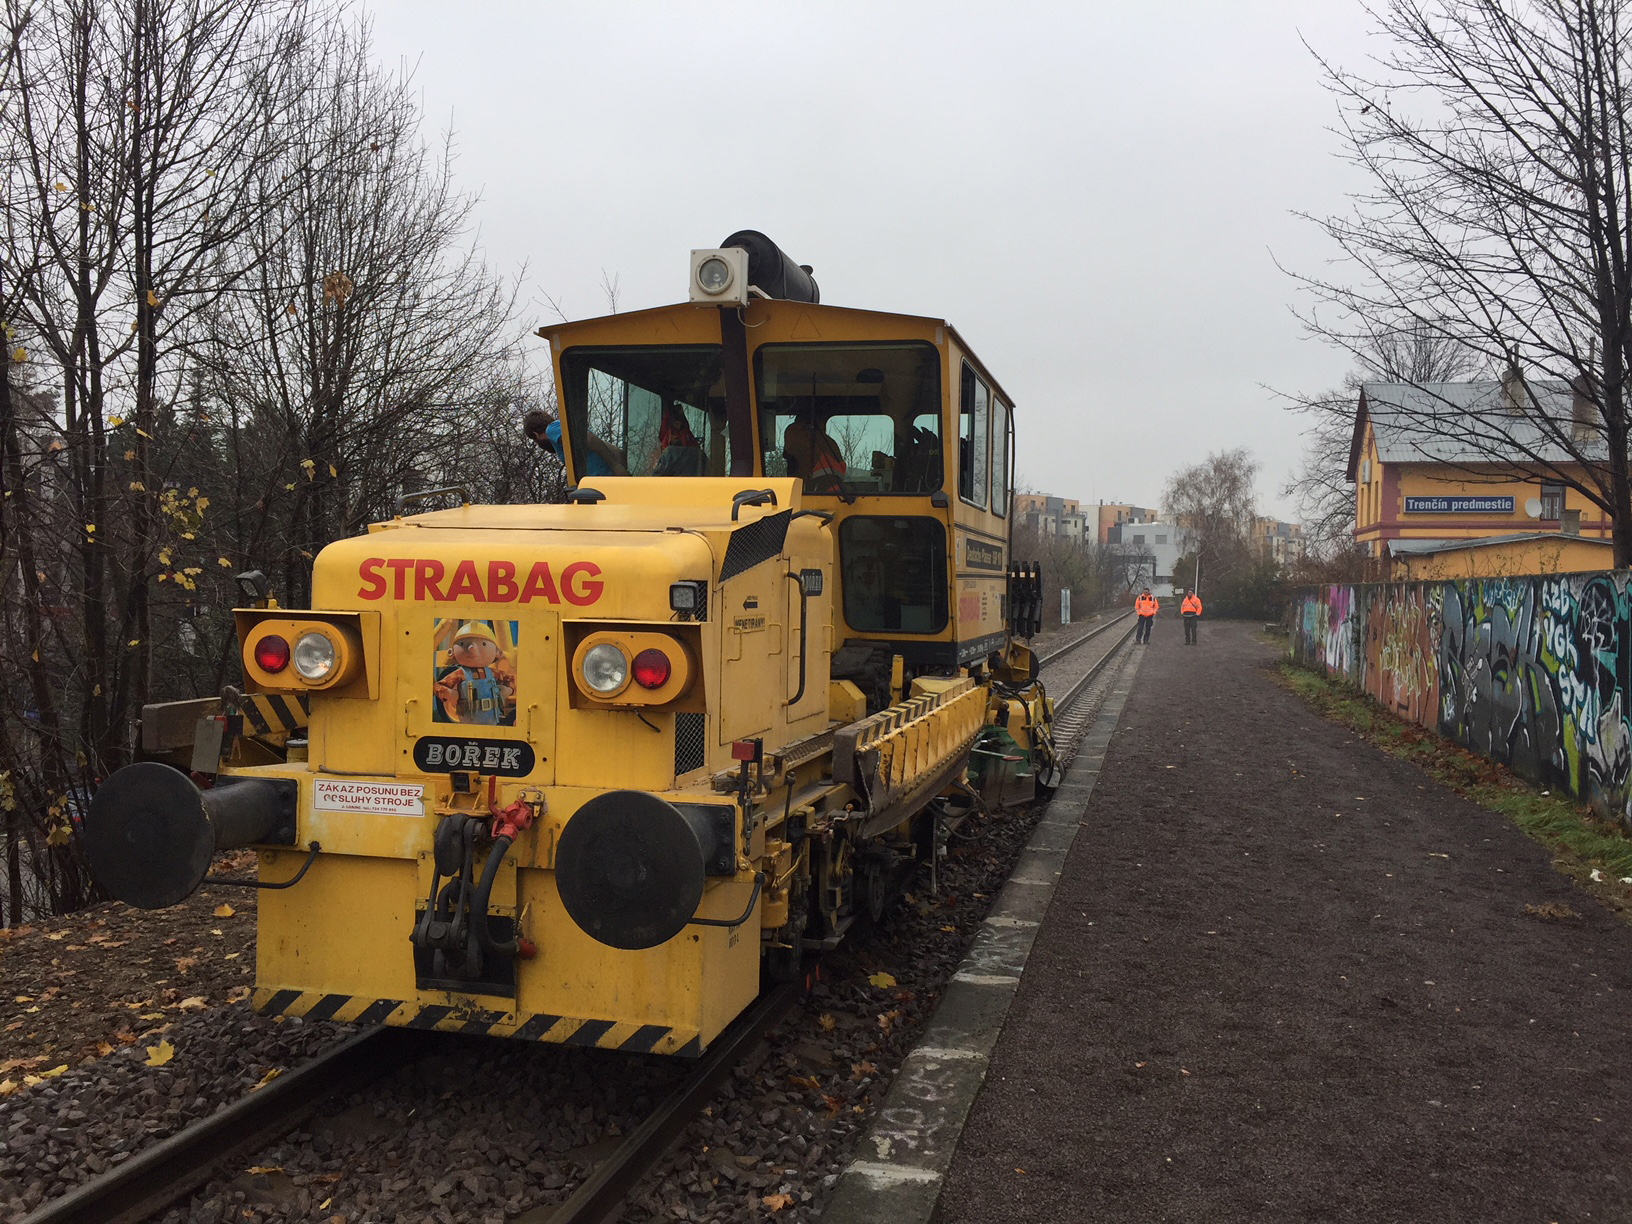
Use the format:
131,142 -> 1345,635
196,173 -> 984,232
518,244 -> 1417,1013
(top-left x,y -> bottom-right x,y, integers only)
762,1194 -> 793,1211
818,1014 -> 836,1032
174,996 -> 207,1010
213,903 -> 235,918
788,1074 -> 821,1092
251,1067 -> 282,1090
0,1079 -> 17,1096
867,971 -> 896,989
39,1065 -> 67,1078
850,1060 -> 877,1080
95,1041 -> 114,1056
247,1166 -> 284,1175
144,1040 -> 174,1067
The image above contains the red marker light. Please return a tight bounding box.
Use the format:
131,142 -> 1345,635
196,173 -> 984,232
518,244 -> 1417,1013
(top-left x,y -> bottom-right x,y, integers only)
254,634 -> 291,673
632,648 -> 671,690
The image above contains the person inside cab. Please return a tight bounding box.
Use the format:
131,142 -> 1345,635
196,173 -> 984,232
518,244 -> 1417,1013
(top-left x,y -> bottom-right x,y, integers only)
1134,587 -> 1159,644
1181,588 -> 1203,645
652,402 -> 708,476
782,414 -> 847,492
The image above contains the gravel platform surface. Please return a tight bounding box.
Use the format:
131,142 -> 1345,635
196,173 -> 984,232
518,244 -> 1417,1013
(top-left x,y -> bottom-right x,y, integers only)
935,622 -> 1632,1224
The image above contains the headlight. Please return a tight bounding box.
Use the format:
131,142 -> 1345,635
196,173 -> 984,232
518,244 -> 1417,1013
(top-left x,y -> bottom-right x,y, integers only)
582,642 -> 628,693
697,256 -> 732,294
292,631 -> 337,681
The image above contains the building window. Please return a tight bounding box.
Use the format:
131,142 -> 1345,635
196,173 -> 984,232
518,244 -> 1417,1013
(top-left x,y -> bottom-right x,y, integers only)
1540,482 -> 1565,521
1132,534 -> 1145,545
1155,534 -> 1167,544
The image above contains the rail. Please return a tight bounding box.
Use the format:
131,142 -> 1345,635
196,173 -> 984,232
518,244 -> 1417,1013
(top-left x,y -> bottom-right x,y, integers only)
1036,609 -> 1134,670
21,1026 -> 427,1224
511,975 -> 810,1224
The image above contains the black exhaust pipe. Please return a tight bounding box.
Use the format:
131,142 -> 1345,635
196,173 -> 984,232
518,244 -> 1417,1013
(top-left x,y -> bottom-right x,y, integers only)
83,762 -> 296,909
720,230 -> 819,303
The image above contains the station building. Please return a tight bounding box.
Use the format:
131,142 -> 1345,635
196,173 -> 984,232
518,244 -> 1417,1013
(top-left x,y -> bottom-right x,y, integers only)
1348,373 -> 1613,575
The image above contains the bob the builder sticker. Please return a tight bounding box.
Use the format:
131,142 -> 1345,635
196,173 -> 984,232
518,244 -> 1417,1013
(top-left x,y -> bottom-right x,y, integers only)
432,618 -> 518,726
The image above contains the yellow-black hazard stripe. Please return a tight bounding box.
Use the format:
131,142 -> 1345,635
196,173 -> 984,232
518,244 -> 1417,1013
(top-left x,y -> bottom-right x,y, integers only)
240,693 -> 309,736
252,988 -> 702,1056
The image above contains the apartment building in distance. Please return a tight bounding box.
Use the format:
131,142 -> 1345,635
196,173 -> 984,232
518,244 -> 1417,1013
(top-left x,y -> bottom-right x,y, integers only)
1095,502 -> 1157,545
1013,493 -> 1088,543
1253,516 -> 1305,564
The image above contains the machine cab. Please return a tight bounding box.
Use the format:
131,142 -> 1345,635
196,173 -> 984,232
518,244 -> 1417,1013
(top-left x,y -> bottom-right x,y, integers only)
539,234 -> 1018,711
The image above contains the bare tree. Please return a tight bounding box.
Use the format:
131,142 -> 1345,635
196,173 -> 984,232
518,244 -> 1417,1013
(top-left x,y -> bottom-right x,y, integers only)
193,15 -> 541,610
1282,324 -> 1478,556
0,0 -> 321,918
1296,0 -> 1632,565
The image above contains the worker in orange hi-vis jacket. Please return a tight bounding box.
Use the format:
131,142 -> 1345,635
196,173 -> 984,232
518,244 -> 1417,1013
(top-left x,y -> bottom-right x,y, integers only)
1181,588 -> 1203,645
1133,588 -> 1159,644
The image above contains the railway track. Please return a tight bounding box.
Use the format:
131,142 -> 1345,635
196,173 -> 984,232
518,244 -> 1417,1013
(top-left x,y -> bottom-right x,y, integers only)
1040,610 -> 1139,755
25,621 -> 1136,1224
21,978 -> 808,1224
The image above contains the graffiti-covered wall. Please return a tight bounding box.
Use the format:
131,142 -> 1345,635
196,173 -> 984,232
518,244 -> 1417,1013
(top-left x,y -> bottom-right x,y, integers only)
1291,575 -> 1632,828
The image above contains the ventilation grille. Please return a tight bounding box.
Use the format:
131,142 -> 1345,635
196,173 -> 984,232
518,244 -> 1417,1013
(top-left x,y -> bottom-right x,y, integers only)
674,711 -> 707,776
719,510 -> 791,582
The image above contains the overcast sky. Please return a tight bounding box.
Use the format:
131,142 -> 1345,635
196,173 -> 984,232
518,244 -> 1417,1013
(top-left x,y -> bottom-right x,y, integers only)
366,1 -> 1380,520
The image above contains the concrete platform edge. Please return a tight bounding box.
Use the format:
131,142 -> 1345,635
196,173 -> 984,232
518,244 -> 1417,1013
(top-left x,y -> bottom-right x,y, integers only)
819,647 -> 1143,1224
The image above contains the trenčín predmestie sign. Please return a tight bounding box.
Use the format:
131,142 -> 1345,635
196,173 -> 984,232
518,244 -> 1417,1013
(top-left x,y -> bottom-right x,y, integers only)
1403,496 -> 1515,514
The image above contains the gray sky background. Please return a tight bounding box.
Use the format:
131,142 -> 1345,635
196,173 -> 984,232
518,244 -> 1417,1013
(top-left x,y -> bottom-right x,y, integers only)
366,1 -> 1380,520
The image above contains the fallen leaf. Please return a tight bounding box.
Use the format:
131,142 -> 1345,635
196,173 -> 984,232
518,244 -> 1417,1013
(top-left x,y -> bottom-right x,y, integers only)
214,903 -> 235,918
251,1067 -> 282,1090
851,1060 -> 877,1080
940,924 -> 957,932
144,1039 -> 174,1067
762,1194 -> 793,1212
39,1065 -> 67,1078
247,1166 -> 284,1175
788,1074 -> 821,1091
95,1042 -> 114,1056
0,1079 -> 17,1096
1135,1061 -> 1148,1068
818,1013 -> 836,1031
45,931 -> 67,941
174,996 -> 208,1010
867,972 -> 896,989
313,1172 -> 342,1184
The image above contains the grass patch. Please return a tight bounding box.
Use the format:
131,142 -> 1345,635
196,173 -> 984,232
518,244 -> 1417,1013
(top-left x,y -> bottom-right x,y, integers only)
1276,660 -> 1632,921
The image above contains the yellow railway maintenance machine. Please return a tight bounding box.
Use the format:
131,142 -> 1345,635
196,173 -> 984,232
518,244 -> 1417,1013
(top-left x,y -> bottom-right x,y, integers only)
84,232 -> 1058,1056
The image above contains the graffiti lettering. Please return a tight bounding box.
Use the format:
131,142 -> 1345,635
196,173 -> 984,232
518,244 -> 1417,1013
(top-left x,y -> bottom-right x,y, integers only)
1293,574 -> 1632,830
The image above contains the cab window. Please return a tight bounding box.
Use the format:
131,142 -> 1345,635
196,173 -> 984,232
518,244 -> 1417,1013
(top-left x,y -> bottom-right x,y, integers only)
839,516 -> 949,634
559,346 -> 729,478
959,363 -> 989,508
756,342 -> 942,494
